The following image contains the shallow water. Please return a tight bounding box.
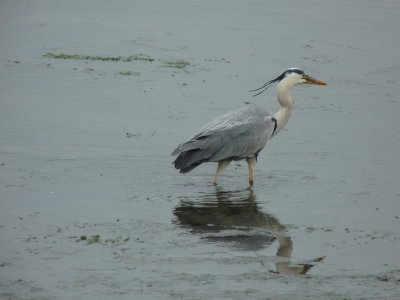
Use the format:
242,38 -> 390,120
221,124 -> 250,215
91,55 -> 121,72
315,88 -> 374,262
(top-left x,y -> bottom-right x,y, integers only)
1,0 -> 400,299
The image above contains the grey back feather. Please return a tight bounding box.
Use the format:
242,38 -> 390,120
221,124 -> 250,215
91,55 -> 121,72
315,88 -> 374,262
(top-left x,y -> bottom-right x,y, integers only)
172,106 -> 276,173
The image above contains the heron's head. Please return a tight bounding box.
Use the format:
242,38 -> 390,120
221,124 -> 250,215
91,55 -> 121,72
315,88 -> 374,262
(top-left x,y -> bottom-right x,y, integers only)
251,68 -> 327,96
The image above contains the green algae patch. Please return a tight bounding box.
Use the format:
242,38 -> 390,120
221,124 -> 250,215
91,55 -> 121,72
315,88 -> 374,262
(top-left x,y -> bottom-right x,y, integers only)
43,52 -> 155,62
204,57 -> 230,63
77,235 -> 101,244
162,59 -> 190,69
117,71 -> 141,76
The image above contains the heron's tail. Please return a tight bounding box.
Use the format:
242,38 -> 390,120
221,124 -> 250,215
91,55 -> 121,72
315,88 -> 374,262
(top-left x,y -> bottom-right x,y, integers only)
173,149 -> 209,173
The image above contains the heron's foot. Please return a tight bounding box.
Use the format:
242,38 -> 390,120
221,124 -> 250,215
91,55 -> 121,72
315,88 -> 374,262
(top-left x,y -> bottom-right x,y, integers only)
249,180 -> 254,187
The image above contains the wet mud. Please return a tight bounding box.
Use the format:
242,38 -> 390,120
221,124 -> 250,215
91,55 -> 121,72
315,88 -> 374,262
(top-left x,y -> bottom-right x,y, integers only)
1,0 -> 400,299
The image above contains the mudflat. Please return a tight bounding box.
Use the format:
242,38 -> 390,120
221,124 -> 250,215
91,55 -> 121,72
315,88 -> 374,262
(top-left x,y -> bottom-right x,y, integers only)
1,1 -> 399,299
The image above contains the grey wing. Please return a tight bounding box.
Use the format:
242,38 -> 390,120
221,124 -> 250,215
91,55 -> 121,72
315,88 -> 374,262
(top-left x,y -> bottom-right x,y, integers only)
172,106 -> 276,172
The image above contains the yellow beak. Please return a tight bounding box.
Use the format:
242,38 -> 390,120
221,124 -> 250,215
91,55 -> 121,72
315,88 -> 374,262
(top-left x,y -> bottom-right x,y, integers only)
303,74 -> 328,85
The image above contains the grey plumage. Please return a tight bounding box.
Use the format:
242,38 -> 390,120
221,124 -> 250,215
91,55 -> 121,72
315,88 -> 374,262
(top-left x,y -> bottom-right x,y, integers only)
172,106 -> 276,173
171,68 -> 327,184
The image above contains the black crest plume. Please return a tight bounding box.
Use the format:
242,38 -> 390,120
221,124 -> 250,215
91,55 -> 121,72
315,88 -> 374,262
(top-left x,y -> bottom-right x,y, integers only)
249,68 -> 304,97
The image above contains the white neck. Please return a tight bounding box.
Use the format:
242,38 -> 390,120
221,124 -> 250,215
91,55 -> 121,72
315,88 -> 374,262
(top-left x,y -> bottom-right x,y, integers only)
272,81 -> 294,135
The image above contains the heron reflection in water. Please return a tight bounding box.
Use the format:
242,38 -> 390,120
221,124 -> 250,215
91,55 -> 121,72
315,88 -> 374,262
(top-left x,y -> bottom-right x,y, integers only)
173,187 -> 323,274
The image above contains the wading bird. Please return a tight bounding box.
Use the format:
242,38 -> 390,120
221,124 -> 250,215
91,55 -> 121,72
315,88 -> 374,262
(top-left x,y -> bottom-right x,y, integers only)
172,68 -> 327,185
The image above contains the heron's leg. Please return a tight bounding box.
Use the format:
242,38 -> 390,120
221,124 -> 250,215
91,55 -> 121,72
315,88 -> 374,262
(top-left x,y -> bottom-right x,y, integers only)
246,157 -> 257,185
212,161 -> 230,184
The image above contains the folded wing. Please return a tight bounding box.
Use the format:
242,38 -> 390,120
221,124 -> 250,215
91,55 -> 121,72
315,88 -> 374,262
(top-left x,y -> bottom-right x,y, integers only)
172,106 -> 276,173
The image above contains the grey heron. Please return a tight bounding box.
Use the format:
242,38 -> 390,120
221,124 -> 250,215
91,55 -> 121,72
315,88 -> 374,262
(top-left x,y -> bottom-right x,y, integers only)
172,68 -> 327,185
